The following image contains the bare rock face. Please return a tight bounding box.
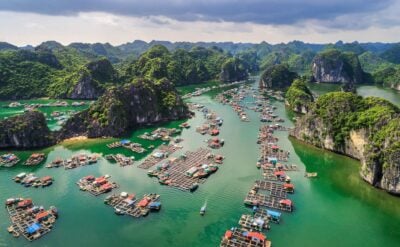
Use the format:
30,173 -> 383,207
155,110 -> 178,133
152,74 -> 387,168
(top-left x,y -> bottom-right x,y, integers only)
68,70 -> 103,99
67,58 -> 118,100
311,50 -> 364,92
0,111 -> 55,148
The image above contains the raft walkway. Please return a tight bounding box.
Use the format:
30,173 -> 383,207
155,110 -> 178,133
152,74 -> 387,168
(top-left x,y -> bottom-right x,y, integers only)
105,193 -> 160,218
138,144 -> 182,169
238,214 -> 270,232
156,148 -> 221,191
77,177 -> 119,196
107,154 -> 134,167
220,228 -> 271,247
260,144 -> 290,162
6,199 -> 57,242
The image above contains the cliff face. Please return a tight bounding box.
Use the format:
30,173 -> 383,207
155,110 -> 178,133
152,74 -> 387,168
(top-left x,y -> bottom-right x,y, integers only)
285,79 -> 314,114
259,64 -> 298,90
311,50 -> 363,92
219,57 -> 248,83
0,111 -> 55,148
54,59 -> 118,99
61,78 -> 189,138
68,69 -> 104,99
290,92 -> 400,195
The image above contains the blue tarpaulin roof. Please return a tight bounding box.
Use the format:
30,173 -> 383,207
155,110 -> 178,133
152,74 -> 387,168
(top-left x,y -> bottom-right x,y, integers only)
267,209 -> 281,218
120,140 -> 130,144
149,202 -> 161,207
26,223 -> 41,234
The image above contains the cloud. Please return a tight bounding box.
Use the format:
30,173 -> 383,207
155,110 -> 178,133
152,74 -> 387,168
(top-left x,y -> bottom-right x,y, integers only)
0,0 -> 396,28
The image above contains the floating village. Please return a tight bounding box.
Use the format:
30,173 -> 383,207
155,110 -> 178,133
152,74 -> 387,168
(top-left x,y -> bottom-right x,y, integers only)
2,81 -> 320,246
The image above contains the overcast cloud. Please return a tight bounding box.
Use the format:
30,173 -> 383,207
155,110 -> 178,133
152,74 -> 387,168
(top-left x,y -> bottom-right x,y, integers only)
0,0 -> 399,45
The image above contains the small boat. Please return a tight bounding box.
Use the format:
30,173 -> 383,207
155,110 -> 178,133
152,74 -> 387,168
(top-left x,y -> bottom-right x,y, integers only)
190,183 -> 199,192
305,172 -> 318,178
200,201 -> 207,216
115,208 -> 124,215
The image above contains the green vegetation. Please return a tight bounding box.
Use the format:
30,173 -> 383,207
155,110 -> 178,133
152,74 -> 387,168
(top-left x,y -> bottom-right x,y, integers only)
63,77 -> 188,138
2,40 -> 400,100
259,64 -> 298,90
285,78 -> 314,113
311,92 -> 399,146
122,45 -> 247,86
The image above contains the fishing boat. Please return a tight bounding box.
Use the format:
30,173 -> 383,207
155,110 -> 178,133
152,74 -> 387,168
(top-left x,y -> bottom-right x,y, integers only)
305,172 -> 318,178
13,173 -> 27,183
200,201 -> 207,216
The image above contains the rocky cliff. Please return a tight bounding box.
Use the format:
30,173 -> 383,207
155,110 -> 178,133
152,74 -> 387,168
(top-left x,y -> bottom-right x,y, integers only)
311,50 -> 364,92
290,92 -> 400,195
50,58 -> 118,100
259,64 -> 298,90
0,111 -> 55,149
60,78 -> 189,138
285,79 -> 314,114
219,57 -> 248,83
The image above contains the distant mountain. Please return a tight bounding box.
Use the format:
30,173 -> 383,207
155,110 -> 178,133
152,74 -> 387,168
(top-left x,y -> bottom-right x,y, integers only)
0,42 -> 18,51
2,39 -> 400,99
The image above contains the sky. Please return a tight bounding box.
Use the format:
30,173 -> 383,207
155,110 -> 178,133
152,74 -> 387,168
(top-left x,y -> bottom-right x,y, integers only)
0,0 -> 400,46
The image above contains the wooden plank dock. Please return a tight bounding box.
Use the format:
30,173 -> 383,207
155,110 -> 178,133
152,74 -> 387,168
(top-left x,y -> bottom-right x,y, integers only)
107,154 -> 134,167
150,148 -> 222,191
220,228 -> 271,247
104,193 -> 161,218
138,144 -> 182,169
77,176 -> 119,196
5,198 -> 58,242
238,214 -> 270,232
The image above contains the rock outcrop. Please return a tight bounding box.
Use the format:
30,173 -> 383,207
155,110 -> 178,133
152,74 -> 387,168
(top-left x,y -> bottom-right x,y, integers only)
290,92 -> 400,195
285,79 -> 314,114
0,111 -> 55,149
60,78 -> 189,138
219,57 -> 248,83
311,50 -> 364,92
259,64 -> 298,90
62,58 -> 118,99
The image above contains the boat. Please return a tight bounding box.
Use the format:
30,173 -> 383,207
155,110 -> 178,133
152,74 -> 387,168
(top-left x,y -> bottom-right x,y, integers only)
13,172 -> 27,182
149,201 -> 162,211
190,183 -> 199,192
200,201 -> 207,216
305,172 -> 318,178
114,208 -> 124,215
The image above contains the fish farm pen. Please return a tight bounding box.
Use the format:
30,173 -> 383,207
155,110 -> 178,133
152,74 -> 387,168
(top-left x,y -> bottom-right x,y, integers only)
138,144 -> 183,169
147,148 -> 223,191
5,198 -> 58,242
104,192 -> 161,217
77,175 -> 119,196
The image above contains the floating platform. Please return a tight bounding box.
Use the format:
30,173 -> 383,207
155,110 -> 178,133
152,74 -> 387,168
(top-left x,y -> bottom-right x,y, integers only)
138,144 -> 182,169
0,153 -> 20,167
24,153 -> 46,166
5,198 -> 58,242
150,148 -> 221,191
45,154 -> 99,169
77,175 -> 119,196
238,214 -> 270,232
107,154 -> 134,167
14,173 -> 53,188
220,228 -> 271,247
104,192 -> 161,217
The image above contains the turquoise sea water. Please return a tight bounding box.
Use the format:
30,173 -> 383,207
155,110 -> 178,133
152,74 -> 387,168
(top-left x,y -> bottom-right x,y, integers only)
0,82 -> 399,247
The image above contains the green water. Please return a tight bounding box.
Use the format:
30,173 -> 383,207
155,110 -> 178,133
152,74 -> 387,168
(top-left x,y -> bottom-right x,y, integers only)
1,82 -> 400,247
0,99 -> 91,130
